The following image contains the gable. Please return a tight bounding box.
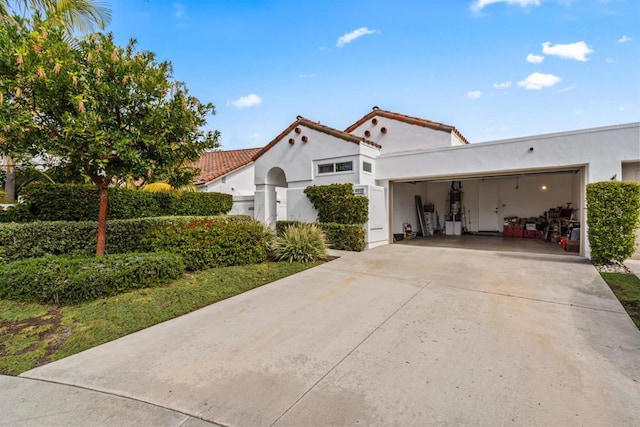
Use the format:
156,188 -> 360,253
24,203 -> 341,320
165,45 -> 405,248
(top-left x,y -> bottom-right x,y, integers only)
345,107 -> 469,154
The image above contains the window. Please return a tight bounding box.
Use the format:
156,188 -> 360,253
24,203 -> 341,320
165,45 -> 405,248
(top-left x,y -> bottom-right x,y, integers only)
363,161 -> 372,173
335,161 -> 353,172
318,163 -> 334,174
317,160 -> 353,174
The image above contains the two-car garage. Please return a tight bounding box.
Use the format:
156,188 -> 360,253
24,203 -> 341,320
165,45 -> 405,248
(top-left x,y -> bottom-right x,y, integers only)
378,123 -> 640,258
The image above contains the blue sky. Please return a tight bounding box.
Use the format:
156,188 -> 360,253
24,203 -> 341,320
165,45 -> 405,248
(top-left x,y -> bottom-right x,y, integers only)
107,0 -> 640,149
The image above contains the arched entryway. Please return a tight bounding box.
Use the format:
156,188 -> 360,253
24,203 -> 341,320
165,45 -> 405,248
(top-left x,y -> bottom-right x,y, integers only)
255,167 -> 287,229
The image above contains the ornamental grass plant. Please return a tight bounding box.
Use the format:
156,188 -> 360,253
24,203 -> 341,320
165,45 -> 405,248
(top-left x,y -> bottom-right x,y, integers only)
271,223 -> 328,263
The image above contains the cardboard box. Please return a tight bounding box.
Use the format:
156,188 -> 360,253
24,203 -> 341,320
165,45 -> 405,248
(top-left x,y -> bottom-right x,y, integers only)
565,240 -> 580,252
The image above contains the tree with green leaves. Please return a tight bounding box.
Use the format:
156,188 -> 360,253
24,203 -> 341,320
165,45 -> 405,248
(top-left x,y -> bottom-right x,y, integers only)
1,18 -> 220,255
0,0 -> 110,201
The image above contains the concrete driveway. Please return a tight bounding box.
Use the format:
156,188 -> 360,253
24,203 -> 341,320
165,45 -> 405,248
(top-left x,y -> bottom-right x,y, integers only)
3,245 -> 640,426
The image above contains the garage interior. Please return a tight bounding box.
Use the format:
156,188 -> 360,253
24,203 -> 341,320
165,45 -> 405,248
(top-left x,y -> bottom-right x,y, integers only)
391,168 -> 584,256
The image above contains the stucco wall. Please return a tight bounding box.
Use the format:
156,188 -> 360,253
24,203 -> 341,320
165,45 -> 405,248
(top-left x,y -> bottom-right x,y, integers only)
376,124 -> 639,184
199,164 -> 255,196
349,116 -> 454,154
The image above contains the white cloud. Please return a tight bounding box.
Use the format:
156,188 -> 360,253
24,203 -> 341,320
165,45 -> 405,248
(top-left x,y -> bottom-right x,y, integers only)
526,53 -> 544,63
618,106 -> 625,111
173,2 -> 186,19
558,84 -> 575,93
517,72 -> 561,90
336,27 -> 378,48
542,41 -> 593,61
605,58 -> 615,63
471,0 -> 540,12
298,73 -> 317,79
467,91 -> 482,99
230,94 -> 262,109
493,81 -> 512,89
618,35 -> 632,43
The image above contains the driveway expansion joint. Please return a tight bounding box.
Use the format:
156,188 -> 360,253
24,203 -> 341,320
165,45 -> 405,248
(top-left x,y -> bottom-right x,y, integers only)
444,285 -> 627,314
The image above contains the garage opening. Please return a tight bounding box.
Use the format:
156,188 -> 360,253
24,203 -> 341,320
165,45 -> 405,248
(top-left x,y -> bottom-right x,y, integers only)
390,168 -> 584,256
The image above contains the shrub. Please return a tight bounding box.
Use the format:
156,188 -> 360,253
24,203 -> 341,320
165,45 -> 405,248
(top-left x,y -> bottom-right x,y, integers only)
319,223 -> 366,252
0,252 -> 184,304
3,183 -> 232,222
304,183 -> 368,224
0,215 -> 252,263
271,223 -> 328,263
587,181 -> 640,264
276,220 -> 302,236
143,219 -> 269,270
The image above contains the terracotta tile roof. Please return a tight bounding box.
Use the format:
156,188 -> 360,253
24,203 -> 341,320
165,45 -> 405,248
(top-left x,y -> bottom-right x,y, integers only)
252,116 -> 381,162
344,107 -> 470,145
192,148 -> 262,184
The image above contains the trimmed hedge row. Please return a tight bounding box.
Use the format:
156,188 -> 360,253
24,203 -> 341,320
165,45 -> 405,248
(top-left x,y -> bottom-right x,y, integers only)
587,181 -> 640,264
0,183 -> 232,222
0,215 -> 253,263
143,219 -> 269,271
304,183 -> 368,224
0,252 -> 185,304
276,221 -> 366,252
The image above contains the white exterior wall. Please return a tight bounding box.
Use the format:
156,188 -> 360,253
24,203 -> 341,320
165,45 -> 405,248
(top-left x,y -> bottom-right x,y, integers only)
254,125 -> 381,227
199,164 -> 255,196
349,117 -> 453,154
376,124 -> 639,183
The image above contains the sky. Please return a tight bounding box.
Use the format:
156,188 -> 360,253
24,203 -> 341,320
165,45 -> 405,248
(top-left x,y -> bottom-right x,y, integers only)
106,0 -> 640,150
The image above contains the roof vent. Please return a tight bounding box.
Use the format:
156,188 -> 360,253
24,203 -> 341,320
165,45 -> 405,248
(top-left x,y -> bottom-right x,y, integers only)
364,130 -> 371,137
288,138 -> 295,145
380,127 -> 387,134
294,127 -> 302,134
372,106 -> 379,110
296,115 -> 303,120
371,118 -> 378,125
301,135 -> 308,143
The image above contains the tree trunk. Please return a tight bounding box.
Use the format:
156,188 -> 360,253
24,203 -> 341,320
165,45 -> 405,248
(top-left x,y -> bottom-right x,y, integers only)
96,181 -> 109,257
4,156 -> 15,201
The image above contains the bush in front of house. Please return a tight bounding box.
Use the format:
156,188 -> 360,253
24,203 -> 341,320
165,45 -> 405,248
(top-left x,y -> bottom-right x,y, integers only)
275,220 -> 303,236
587,181 -> 640,264
319,222 -> 366,252
276,220 -> 366,252
143,219 -> 269,270
2,183 -> 233,222
0,215 -> 253,263
304,183 -> 368,224
0,252 -> 185,305
270,223 -> 328,263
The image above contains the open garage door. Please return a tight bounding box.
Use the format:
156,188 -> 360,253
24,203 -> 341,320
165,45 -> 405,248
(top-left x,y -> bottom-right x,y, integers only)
390,167 -> 585,256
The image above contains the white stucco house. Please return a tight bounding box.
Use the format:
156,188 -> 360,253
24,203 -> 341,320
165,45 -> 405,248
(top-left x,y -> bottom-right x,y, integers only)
198,107 -> 640,258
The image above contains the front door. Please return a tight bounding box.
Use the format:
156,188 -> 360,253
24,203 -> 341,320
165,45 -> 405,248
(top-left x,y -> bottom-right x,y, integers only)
479,181 -> 500,232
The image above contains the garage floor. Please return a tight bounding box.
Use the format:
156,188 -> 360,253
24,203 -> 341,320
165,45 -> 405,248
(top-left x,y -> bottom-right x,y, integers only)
398,234 -> 579,256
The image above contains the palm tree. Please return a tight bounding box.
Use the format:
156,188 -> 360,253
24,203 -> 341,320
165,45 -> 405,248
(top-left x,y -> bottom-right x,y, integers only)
1,0 -> 111,201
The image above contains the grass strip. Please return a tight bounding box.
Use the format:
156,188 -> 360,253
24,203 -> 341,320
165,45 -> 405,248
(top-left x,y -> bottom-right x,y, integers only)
0,261 -> 321,375
601,272 -> 640,329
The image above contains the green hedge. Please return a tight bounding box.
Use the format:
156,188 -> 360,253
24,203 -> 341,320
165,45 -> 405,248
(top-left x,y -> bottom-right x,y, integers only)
143,219 -> 269,271
1,183 -> 232,222
276,220 -> 366,252
0,252 -> 185,304
304,184 -> 368,224
587,181 -> 640,264
0,215 -> 252,263
319,223 -> 366,252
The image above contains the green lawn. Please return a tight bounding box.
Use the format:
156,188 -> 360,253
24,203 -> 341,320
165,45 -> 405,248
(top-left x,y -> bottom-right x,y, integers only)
0,261 -> 321,376
601,272 -> 640,329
